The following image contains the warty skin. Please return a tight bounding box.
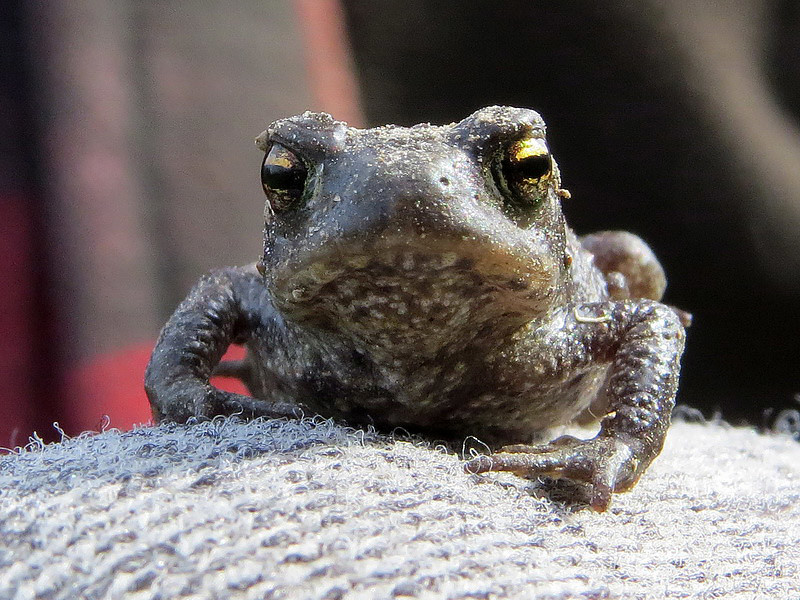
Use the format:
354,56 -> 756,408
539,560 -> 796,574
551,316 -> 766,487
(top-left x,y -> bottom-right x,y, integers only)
145,106 -> 686,510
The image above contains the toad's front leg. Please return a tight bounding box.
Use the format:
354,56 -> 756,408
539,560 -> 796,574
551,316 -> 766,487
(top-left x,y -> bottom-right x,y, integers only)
145,266 -> 297,423
466,300 -> 686,511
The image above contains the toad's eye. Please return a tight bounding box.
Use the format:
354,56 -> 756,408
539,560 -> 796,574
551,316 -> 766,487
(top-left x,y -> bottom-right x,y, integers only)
261,143 -> 308,212
493,137 -> 552,204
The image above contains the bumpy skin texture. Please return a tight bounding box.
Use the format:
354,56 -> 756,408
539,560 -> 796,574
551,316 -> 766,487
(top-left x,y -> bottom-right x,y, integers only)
145,106 -> 686,511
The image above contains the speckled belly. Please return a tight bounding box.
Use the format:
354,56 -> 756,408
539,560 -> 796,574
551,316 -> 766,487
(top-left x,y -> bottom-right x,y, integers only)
249,328 -> 609,445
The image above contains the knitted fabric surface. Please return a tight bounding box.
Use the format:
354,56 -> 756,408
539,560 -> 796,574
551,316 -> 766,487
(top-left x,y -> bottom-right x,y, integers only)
1,418 -> 798,599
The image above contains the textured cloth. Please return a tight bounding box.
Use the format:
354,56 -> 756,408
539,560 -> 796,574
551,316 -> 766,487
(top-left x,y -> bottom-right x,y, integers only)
1,418 -> 798,599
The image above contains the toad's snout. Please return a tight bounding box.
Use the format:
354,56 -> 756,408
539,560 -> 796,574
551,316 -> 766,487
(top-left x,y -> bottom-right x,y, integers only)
330,151 -> 483,242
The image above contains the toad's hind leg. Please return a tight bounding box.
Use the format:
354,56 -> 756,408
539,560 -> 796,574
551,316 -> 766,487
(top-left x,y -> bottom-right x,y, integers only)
580,231 -> 666,301
576,232 -> 690,426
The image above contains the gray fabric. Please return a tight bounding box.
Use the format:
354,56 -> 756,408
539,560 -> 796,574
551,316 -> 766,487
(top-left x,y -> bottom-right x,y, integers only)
1,418 -> 798,599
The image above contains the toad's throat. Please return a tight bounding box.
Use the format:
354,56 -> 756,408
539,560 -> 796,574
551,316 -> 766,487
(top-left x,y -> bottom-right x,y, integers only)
273,254 -> 555,358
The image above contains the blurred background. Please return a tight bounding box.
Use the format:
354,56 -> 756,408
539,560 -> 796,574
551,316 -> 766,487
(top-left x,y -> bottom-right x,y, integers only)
1,0 -> 798,446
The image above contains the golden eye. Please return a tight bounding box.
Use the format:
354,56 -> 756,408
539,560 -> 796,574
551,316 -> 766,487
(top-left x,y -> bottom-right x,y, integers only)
493,137 -> 552,205
261,143 -> 308,212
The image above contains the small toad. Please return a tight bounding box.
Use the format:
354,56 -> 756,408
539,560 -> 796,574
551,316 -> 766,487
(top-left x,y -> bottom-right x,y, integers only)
145,106 -> 687,511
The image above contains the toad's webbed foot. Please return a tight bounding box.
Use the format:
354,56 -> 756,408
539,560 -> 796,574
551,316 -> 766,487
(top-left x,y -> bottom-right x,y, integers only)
465,434 -> 645,511
214,392 -> 302,421
149,381 -> 301,424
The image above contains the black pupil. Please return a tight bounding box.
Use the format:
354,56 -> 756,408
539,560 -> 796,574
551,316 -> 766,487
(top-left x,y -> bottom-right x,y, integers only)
261,144 -> 307,204
511,153 -> 551,181
261,161 -> 305,195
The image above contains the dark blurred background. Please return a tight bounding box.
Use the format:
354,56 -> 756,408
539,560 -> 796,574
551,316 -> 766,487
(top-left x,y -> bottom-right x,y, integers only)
1,0 -> 798,446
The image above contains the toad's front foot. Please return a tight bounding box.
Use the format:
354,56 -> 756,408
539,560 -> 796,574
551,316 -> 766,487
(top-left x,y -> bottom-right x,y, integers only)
148,381 -> 301,424
465,434 -> 647,511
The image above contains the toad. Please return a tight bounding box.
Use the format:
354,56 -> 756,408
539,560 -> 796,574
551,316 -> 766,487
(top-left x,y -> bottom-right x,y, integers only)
145,106 -> 687,511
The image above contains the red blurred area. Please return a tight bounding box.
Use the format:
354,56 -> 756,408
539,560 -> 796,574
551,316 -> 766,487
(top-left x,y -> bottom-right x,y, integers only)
1,0 -> 359,447
62,343 -> 250,436
0,194 -> 38,449
0,189 -> 250,447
